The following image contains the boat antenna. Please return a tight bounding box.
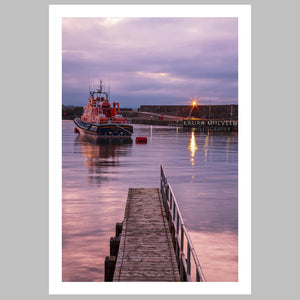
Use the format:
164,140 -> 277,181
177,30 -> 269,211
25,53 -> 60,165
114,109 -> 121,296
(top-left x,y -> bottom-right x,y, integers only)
108,81 -> 111,101
89,82 -> 92,97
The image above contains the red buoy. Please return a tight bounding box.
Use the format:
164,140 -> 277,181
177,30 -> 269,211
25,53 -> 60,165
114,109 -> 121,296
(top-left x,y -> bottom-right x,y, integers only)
135,137 -> 147,143
74,128 -> 79,134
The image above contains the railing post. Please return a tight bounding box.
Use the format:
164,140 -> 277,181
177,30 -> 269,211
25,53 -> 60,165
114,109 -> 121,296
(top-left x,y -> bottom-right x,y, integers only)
173,200 -> 176,221
180,254 -> 186,281
196,269 -> 200,282
176,212 -> 179,235
166,184 -> 169,203
187,244 -> 191,276
181,224 -> 184,252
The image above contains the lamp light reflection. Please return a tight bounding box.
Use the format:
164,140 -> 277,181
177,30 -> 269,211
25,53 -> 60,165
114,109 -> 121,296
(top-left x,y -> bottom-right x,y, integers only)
204,132 -> 209,162
188,130 -> 198,165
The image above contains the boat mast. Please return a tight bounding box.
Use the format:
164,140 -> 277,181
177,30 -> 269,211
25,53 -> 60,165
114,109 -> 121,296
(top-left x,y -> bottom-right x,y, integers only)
99,80 -> 103,93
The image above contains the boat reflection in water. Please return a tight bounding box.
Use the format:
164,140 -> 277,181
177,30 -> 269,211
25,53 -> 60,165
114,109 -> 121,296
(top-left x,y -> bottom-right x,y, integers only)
75,134 -> 133,185
63,133 -> 133,282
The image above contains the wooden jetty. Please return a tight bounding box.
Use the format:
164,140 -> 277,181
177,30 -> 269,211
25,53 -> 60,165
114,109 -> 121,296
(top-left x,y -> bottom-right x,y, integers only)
113,188 -> 180,282
105,165 -> 206,282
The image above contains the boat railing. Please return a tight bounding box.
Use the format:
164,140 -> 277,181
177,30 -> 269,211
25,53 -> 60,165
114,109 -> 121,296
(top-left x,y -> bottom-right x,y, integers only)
160,164 -> 206,282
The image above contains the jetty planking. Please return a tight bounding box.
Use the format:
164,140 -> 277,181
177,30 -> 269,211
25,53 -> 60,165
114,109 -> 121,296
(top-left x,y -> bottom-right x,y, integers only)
112,188 -> 180,282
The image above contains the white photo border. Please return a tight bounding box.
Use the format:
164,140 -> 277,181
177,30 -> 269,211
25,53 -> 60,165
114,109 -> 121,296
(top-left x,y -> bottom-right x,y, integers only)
49,4 -> 251,295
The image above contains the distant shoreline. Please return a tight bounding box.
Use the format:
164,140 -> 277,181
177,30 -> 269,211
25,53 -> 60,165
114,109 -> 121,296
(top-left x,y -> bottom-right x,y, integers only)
62,104 -> 238,121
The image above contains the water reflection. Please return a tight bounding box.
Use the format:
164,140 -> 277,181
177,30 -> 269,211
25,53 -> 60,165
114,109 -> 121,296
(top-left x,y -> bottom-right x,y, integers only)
62,121 -> 238,282
75,135 -> 133,185
204,132 -> 210,162
188,129 -> 198,165
225,134 -> 237,162
189,230 -> 238,282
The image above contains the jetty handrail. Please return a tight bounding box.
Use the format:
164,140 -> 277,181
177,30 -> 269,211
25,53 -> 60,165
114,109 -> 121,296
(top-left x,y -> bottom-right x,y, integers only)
160,164 -> 206,282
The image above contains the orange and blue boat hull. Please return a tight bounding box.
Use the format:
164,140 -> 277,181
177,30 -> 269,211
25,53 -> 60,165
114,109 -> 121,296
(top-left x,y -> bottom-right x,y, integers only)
74,118 -> 133,137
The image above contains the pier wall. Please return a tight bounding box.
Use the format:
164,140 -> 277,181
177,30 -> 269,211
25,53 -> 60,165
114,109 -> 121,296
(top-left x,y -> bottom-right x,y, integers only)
62,104 -> 238,120
139,105 -> 238,120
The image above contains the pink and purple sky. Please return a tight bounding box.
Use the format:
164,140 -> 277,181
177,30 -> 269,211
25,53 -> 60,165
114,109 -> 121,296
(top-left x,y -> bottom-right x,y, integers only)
62,17 -> 238,108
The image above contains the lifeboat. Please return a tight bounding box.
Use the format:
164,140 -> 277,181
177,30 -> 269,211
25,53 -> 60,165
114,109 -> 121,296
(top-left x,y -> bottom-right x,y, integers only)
74,81 -> 133,137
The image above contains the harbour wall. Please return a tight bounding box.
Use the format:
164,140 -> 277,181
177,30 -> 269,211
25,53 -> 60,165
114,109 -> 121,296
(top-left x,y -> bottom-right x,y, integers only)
62,104 -> 238,121
139,105 -> 238,120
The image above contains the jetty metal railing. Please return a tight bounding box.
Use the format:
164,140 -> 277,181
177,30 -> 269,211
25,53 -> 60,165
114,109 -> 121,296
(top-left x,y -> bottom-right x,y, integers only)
160,164 -> 206,282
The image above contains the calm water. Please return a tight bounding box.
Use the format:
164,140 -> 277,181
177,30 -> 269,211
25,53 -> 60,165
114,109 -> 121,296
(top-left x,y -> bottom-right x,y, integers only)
62,120 -> 238,282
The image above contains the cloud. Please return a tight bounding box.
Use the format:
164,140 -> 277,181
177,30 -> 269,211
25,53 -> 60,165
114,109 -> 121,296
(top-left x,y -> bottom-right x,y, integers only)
62,17 -> 238,107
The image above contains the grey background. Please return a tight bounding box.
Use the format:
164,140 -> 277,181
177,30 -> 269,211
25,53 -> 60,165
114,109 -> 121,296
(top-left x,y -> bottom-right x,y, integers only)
2,0 -> 298,299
